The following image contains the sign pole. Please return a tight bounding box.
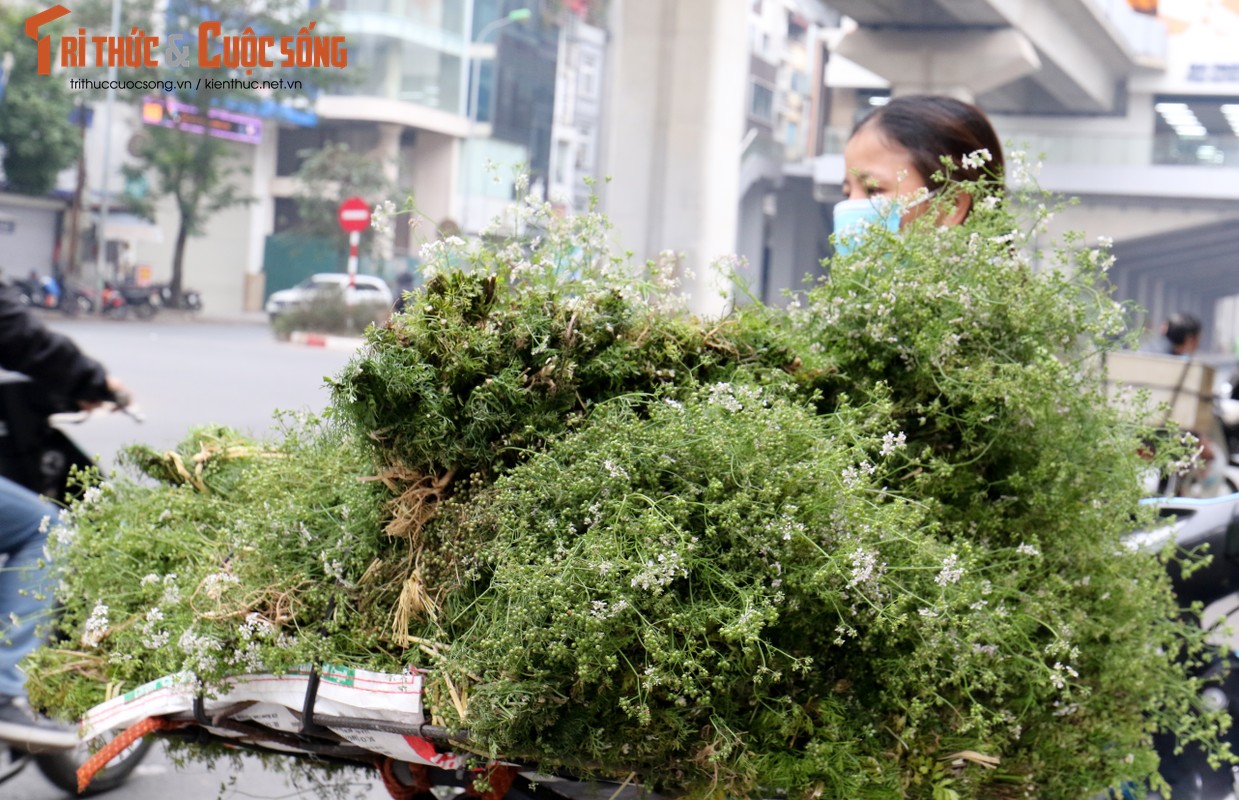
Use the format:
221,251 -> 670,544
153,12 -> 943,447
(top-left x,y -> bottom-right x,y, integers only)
337,197 -> 371,301
347,231 -> 360,288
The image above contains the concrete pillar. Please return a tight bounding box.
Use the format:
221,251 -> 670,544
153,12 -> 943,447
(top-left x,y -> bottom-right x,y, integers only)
767,177 -> 827,302
735,184 -> 769,303
375,123 -> 402,262
600,0 -> 747,317
409,131 -> 460,236
243,124 -> 279,311
833,28 -> 1042,102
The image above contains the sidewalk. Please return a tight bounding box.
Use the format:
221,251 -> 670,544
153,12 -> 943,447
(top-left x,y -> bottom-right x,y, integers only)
285,330 -> 366,352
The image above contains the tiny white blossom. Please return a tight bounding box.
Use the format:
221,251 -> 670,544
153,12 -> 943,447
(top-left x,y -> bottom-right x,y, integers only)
961,148 -> 992,170
602,459 -> 629,480
1016,543 -> 1041,557
82,601 -> 110,648
880,431 -> 907,456
371,199 -> 398,234
418,236 -> 467,262
847,548 -> 881,589
935,553 -> 963,586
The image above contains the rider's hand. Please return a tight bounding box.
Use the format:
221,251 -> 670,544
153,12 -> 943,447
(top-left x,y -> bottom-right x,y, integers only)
78,376 -> 131,411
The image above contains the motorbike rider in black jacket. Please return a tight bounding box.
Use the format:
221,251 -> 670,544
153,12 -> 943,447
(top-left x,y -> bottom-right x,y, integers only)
0,280 -> 128,751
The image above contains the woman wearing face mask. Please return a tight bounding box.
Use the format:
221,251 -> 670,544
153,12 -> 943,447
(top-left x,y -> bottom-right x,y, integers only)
834,95 -> 1005,253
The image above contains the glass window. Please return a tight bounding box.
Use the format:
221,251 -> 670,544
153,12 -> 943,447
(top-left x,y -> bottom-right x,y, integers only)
579,53 -> 599,100
471,0 -> 501,39
750,82 -> 775,123
470,60 -> 496,122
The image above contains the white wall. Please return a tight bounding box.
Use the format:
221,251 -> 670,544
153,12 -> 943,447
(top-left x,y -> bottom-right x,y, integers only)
0,194 -> 64,281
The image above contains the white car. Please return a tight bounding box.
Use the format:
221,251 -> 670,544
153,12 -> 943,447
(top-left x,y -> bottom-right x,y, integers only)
265,273 -> 394,320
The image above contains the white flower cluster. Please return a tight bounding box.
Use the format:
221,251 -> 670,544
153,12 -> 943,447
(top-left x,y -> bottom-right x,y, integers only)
841,461 -> 877,489
765,513 -> 807,543
602,459 -> 630,481
228,613 -> 282,673
371,199 -> 398,235
417,236 -> 468,278
82,601 -> 110,648
143,572 -> 181,604
935,553 -> 964,586
705,382 -> 765,413
139,607 -> 170,649
631,548 -> 688,594
589,599 -> 630,620
847,547 -> 884,590
1049,660 -> 1079,691
320,551 -> 347,583
178,628 -> 224,674
879,431 -> 907,457
961,148 -> 992,170
1006,150 -> 1043,186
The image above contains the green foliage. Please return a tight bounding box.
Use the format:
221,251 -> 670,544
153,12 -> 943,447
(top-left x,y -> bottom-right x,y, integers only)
270,283 -> 391,338
291,142 -> 400,259
330,211 -> 792,482
26,416 -> 402,717
0,5 -> 81,195
28,169 -> 1230,799
122,127 -> 250,238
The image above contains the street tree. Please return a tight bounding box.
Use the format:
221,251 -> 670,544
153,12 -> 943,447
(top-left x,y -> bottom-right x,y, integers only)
290,141 -> 399,260
0,4 -> 81,196
72,0 -> 341,305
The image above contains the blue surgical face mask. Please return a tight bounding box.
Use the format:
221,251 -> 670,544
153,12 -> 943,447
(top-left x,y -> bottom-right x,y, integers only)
832,197 -> 901,257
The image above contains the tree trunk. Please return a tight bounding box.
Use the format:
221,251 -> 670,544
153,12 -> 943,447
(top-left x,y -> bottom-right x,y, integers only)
170,209 -> 190,308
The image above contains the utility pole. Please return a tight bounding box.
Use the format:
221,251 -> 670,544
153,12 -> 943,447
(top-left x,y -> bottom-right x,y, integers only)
66,101 -> 87,279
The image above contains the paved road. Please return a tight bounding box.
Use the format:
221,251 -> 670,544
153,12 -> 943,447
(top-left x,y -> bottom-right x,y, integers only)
10,316 -> 395,799
39,316 -> 357,471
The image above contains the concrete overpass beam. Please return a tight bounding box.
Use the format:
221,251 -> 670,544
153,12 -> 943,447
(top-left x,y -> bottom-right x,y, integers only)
986,0 -> 1128,112
833,27 -> 1041,103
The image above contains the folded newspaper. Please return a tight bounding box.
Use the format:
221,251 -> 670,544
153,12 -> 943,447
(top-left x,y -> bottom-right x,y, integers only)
79,665 -> 467,768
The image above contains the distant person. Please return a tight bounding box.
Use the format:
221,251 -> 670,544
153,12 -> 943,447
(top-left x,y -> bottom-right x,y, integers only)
1158,312 -> 1217,480
39,273 -> 61,309
393,269 -> 415,313
0,279 -> 129,750
1162,313 -> 1202,356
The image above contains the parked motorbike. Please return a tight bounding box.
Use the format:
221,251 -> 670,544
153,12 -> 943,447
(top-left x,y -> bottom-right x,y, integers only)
1127,494 -> 1239,799
12,274 -> 95,316
0,373 -> 152,795
100,282 -> 158,321
154,283 -> 204,312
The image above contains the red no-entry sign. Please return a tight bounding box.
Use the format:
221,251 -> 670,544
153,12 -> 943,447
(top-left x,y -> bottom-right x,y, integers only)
338,197 -> 371,233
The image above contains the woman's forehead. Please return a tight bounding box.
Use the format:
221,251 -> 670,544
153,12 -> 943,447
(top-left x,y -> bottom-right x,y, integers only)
845,126 -> 913,171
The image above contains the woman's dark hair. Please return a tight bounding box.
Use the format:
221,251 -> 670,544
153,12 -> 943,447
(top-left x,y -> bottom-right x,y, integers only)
1164,313 -> 1202,347
852,95 -> 1005,190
